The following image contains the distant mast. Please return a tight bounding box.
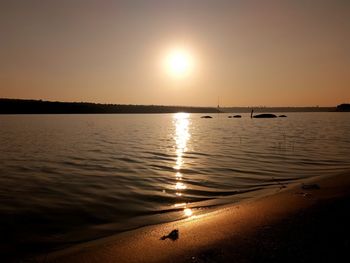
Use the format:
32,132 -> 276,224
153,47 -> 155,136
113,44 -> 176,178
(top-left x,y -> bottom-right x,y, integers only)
217,97 -> 220,112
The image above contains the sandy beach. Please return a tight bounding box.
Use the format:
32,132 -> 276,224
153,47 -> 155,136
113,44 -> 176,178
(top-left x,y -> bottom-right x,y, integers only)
34,171 -> 350,263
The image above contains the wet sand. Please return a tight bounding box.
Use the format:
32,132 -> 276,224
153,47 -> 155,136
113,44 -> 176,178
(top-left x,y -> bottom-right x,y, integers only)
37,172 -> 350,263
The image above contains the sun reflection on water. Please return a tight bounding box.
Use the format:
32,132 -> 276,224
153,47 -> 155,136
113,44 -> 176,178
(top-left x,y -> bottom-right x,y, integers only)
184,208 -> 193,217
175,182 -> 187,190
173,113 -> 192,217
173,113 -> 190,171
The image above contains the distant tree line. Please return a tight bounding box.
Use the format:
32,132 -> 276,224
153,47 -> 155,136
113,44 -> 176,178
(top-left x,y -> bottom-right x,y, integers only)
1,99 -> 346,114
221,106 -> 337,113
336,104 -> 350,112
0,99 -> 221,114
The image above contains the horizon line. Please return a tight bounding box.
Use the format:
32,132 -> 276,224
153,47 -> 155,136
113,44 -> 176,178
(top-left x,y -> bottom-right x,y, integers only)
0,97 -> 344,109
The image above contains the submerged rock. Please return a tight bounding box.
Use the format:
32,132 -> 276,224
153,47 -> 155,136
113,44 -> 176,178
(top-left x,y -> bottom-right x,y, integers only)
279,115 -> 287,118
233,115 -> 242,118
201,115 -> 213,119
253,114 -> 277,118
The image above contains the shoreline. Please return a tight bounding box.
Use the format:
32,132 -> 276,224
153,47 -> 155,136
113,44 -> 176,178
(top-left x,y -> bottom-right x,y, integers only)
1,98 -> 344,114
36,171 -> 350,263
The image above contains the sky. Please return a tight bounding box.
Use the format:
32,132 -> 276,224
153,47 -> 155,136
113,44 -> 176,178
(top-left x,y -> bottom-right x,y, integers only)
1,0 -> 349,107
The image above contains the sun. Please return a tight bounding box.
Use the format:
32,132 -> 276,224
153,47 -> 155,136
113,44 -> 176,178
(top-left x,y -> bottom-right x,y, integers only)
164,48 -> 194,78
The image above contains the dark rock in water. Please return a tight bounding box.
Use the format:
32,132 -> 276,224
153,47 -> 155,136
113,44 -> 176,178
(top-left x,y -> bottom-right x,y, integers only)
233,115 -> 242,118
160,229 -> 179,241
201,115 -> 213,119
228,116 -> 232,118
253,114 -> 277,118
279,115 -> 287,118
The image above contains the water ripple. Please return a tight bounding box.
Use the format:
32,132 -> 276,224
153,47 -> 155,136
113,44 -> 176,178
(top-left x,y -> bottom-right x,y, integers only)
0,113 -> 350,255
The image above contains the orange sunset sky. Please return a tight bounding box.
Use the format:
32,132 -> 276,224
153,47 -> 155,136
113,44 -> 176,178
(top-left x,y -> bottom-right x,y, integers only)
1,0 -> 349,107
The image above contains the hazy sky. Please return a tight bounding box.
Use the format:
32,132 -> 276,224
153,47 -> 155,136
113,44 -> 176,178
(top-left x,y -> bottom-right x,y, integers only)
1,0 -> 349,107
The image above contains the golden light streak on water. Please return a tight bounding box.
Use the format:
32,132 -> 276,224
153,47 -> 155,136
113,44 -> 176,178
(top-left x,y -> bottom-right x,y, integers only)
173,113 -> 190,204
183,208 -> 193,217
175,182 -> 187,190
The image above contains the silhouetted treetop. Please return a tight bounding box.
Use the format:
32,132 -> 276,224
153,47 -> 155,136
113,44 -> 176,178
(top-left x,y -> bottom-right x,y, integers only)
336,104 -> 350,112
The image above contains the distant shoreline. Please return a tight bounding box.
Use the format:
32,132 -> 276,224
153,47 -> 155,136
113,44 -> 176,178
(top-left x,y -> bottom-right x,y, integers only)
1,98 -> 348,114
0,98 -> 220,114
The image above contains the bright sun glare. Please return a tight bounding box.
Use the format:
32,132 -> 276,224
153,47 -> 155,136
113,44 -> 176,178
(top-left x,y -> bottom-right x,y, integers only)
164,48 -> 194,78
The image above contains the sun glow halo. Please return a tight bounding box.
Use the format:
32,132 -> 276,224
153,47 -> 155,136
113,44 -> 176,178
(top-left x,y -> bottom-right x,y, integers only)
165,48 -> 194,78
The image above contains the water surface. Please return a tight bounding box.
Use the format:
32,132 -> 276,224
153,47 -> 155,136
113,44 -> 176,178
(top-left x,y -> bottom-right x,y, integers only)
0,112 -> 349,256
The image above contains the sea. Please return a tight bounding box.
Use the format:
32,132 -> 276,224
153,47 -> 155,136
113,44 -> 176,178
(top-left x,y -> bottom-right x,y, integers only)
0,112 -> 349,258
